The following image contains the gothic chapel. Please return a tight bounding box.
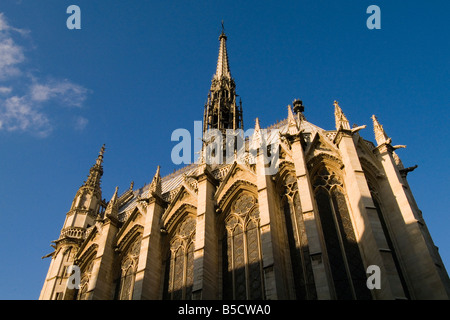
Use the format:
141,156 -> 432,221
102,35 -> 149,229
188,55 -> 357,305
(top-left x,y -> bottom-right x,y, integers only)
40,29 -> 450,300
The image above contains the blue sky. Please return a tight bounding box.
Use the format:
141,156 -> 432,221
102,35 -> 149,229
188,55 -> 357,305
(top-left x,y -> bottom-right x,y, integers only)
0,0 -> 448,299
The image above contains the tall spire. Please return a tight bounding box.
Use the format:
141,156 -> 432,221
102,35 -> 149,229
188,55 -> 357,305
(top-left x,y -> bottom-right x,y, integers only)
84,144 -> 105,190
61,144 -> 105,237
203,25 -> 243,136
215,24 -> 231,80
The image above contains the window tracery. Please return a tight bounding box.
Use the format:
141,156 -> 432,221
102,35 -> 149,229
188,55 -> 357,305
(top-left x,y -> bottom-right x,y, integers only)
117,236 -> 142,300
164,215 -> 196,300
77,257 -> 94,300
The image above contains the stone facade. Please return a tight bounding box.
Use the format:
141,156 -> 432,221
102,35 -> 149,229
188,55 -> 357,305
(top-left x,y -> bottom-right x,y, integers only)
40,30 -> 450,300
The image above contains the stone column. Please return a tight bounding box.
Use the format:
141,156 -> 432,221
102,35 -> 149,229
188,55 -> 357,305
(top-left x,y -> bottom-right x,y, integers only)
254,136 -> 290,300
375,143 -> 450,299
290,134 -> 332,299
133,195 -> 166,299
192,164 -> 219,299
39,243 -> 72,300
335,130 -> 398,299
89,218 -> 119,300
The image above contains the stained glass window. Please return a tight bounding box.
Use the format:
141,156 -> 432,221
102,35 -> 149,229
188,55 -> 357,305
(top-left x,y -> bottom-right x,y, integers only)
117,237 -> 142,300
223,193 -> 264,300
370,189 -> 410,299
313,167 -> 372,300
281,175 -> 317,299
164,216 -> 196,300
76,258 -> 94,300
120,266 -> 134,300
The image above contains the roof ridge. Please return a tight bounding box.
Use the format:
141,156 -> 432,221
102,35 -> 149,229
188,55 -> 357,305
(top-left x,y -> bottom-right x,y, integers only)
161,162 -> 198,182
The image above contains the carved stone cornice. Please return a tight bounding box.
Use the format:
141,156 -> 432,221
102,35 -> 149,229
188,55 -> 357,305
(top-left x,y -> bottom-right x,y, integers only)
53,236 -> 84,248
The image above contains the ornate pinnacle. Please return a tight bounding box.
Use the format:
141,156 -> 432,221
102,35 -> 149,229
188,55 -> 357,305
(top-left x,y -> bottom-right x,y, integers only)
371,115 -> 390,146
334,101 -> 350,131
148,165 -> 162,197
252,118 -> 262,150
255,117 -> 261,131
287,104 -> 300,135
105,186 -> 119,219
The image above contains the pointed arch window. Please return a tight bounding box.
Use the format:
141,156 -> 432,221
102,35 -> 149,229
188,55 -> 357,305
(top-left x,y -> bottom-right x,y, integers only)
223,193 -> 264,300
367,180 -> 410,299
164,216 -> 196,300
281,174 -> 317,299
76,257 -> 95,300
312,167 -> 372,300
117,237 -> 142,300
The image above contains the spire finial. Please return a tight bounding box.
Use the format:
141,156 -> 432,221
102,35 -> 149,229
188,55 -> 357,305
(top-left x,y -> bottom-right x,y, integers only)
215,25 -> 230,79
96,144 -> 106,166
84,144 -> 105,189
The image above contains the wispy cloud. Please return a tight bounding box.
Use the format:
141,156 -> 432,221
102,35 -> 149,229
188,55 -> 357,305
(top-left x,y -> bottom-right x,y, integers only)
0,87 -> 12,94
74,116 -> 89,131
30,79 -> 89,107
0,95 -> 51,137
0,12 -> 90,137
0,13 -> 26,79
